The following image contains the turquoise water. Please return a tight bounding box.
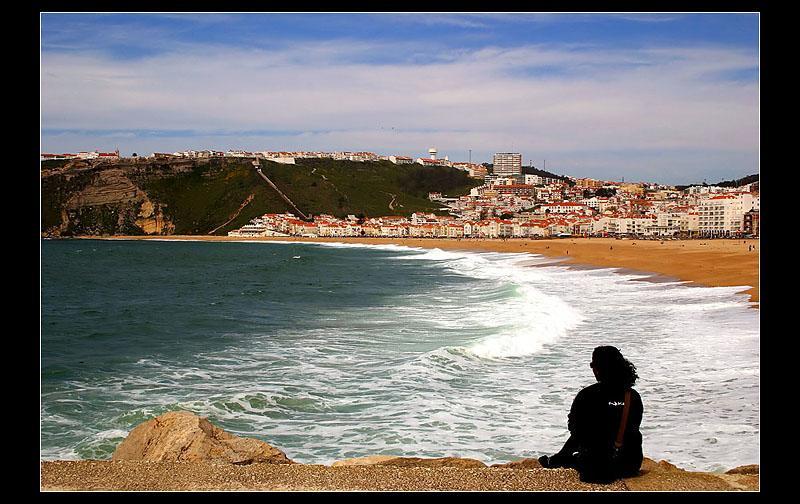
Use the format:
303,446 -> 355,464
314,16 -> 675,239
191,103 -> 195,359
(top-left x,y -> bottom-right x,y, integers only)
41,239 -> 759,471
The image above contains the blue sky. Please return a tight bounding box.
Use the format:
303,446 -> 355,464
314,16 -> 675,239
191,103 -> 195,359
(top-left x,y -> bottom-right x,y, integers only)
41,13 -> 759,184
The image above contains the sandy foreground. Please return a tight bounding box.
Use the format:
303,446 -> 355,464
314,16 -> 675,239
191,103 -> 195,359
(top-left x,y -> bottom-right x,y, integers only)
40,461 -> 626,492
39,460 -> 759,492
89,235 -> 759,304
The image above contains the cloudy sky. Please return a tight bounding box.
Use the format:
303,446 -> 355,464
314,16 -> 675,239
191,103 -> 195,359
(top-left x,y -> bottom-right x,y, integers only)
41,13 -> 758,184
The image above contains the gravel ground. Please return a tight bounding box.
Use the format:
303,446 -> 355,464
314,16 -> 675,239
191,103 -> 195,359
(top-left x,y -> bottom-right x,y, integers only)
41,461 -> 630,492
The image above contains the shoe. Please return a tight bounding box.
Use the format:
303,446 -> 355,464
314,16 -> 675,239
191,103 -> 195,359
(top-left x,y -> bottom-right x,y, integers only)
538,455 -> 550,468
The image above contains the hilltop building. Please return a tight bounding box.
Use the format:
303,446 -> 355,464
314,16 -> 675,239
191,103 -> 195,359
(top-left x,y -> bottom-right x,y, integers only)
389,155 -> 413,164
493,153 -> 522,176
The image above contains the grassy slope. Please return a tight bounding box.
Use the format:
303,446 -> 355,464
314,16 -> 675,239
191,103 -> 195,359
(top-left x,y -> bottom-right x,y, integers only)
133,158 -> 482,235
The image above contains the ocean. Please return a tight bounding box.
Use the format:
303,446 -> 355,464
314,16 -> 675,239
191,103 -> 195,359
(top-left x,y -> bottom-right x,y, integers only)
40,239 -> 759,472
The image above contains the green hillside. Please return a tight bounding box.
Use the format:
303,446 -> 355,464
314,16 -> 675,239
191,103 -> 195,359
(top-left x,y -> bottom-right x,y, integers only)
42,157 -> 482,236
675,174 -> 758,191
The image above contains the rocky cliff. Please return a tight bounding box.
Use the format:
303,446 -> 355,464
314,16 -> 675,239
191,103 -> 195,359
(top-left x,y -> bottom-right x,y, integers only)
42,159 -> 185,237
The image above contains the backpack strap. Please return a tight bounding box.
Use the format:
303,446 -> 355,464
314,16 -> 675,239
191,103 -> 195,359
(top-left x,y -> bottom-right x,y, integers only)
614,389 -> 632,449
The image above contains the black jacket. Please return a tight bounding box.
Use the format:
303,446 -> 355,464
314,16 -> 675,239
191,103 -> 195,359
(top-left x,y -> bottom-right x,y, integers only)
568,382 -> 643,467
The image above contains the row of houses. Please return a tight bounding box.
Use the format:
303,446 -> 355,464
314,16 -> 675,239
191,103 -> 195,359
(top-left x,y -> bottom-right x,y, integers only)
43,147 -> 487,180
41,150 -> 119,161
449,174 -> 760,236
231,203 -> 759,240
229,177 -> 759,240
151,150 -> 488,178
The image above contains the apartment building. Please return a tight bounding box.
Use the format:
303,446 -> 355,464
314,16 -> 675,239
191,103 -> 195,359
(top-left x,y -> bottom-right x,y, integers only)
743,209 -> 759,236
698,193 -> 756,237
493,152 -> 522,176
537,202 -> 590,215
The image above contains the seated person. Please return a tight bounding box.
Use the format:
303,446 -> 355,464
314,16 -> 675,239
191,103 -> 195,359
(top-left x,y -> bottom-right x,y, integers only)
539,346 -> 643,483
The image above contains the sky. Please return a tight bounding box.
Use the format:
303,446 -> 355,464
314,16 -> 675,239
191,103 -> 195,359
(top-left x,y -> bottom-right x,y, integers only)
40,13 -> 759,185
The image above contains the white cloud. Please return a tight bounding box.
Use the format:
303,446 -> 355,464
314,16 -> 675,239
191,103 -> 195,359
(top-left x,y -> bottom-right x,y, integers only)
41,40 -> 758,181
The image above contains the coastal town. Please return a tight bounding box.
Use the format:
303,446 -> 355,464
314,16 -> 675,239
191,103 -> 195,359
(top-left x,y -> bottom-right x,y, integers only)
40,147 -> 759,241
204,149 -> 760,241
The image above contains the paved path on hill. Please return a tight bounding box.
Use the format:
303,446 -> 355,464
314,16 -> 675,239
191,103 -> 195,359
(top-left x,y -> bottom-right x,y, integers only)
208,193 -> 254,234
255,167 -> 309,220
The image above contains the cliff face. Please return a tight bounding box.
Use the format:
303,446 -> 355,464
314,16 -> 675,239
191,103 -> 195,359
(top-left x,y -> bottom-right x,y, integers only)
42,160 -> 180,237
41,157 -> 481,237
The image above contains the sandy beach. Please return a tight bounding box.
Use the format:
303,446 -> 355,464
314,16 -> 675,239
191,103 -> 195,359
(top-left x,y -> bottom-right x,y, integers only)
89,236 -> 759,304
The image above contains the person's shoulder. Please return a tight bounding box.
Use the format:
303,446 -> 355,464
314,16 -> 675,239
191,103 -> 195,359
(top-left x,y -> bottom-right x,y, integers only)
578,382 -> 603,396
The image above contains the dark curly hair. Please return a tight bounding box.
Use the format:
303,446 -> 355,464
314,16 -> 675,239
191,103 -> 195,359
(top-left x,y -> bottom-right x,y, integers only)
591,346 -> 638,388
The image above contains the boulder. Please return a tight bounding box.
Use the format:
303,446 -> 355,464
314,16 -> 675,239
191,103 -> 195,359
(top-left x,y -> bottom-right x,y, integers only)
622,458 -> 758,491
112,411 -> 293,465
726,464 -> 759,475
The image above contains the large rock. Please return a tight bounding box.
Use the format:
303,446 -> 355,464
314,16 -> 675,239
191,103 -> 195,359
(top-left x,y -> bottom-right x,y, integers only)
726,464 -> 759,475
331,456 -> 486,468
622,458 -> 759,491
331,455 -> 399,467
112,411 -> 293,465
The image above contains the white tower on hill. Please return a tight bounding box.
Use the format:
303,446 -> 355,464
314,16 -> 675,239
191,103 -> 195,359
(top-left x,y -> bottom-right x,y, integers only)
428,147 -> 437,160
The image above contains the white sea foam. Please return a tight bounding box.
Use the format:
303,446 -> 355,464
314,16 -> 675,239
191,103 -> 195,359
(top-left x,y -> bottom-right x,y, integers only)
389,248 -> 586,359
94,428 -> 130,440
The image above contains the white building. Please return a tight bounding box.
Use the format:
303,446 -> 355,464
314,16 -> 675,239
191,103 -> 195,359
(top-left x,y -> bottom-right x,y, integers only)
698,193 -> 756,237
415,158 -> 446,167
493,152 -> 522,176
490,177 -> 518,187
536,202 -> 590,215
525,174 -> 561,186
389,155 -> 414,164
581,197 -> 611,213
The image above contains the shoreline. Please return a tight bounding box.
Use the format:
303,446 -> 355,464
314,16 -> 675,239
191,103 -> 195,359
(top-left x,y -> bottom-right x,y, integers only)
72,235 -> 759,304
